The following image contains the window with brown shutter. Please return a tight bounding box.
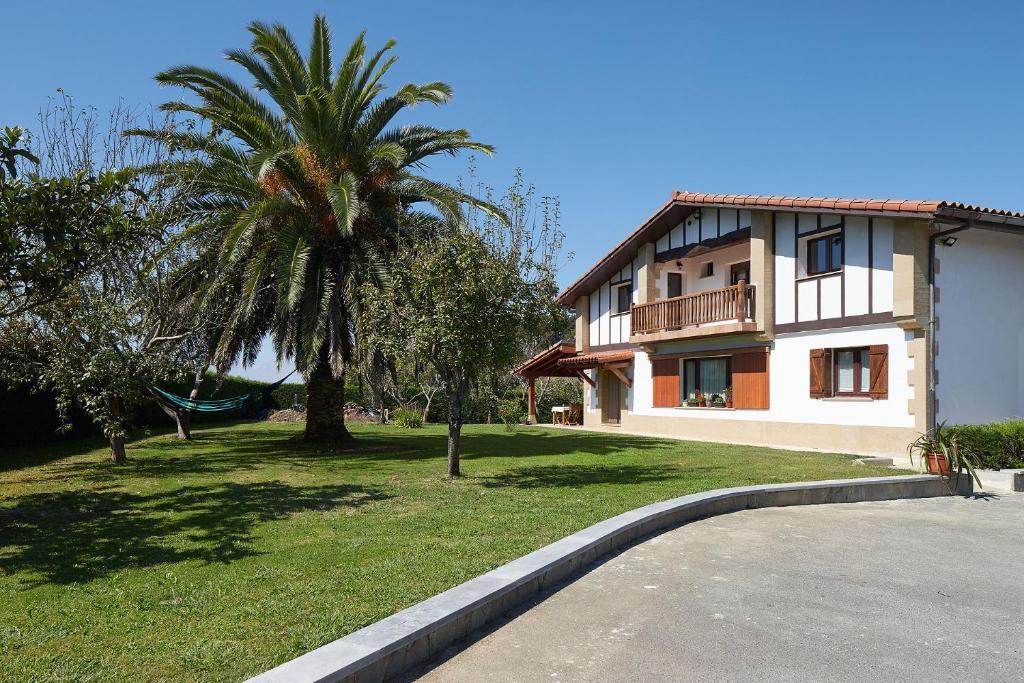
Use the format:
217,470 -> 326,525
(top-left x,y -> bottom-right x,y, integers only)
651,358 -> 680,407
868,345 -> 889,399
809,349 -> 832,398
732,351 -> 769,409
834,347 -> 870,396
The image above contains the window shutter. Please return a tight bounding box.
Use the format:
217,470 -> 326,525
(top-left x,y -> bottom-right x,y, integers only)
732,350 -> 769,409
809,349 -> 832,398
868,345 -> 889,399
651,358 -> 680,407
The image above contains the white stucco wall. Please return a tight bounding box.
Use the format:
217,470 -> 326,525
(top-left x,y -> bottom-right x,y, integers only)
654,241 -> 750,299
654,207 -> 752,254
774,212 -> 894,325
935,229 -> 1024,424
627,324 -> 914,427
588,258 -> 640,346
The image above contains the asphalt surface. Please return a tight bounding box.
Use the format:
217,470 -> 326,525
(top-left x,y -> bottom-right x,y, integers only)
413,494 -> 1024,682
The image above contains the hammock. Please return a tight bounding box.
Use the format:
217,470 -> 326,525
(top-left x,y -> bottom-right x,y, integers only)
150,370 -> 296,414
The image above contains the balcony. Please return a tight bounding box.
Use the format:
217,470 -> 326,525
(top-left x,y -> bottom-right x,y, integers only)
629,281 -> 758,343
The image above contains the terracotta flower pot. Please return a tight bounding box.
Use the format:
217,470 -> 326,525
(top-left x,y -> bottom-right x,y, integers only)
725,400 -> 734,409
926,452 -> 950,475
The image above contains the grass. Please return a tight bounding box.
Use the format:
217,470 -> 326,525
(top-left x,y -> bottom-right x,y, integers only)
0,421 -> 905,682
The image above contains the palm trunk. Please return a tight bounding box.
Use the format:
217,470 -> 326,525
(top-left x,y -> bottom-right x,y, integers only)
446,383 -> 465,478
108,395 -> 127,463
304,357 -> 352,444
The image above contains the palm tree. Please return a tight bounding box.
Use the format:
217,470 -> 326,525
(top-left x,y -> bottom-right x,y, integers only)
133,16 -> 499,442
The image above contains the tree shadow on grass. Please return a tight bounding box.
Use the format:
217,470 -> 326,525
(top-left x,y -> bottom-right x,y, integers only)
33,426 -> 676,484
0,480 -> 389,587
480,463 -> 683,489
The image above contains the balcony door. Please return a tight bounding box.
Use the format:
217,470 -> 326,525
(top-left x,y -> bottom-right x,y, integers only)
730,261 -> 751,285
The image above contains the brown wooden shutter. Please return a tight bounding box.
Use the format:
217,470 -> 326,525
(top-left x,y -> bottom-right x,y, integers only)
868,345 -> 889,399
732,350 -> 769,409
809,349 -> 832,398
651,358 -> 680,407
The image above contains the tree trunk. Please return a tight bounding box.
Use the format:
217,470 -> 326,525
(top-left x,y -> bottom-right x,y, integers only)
446,384 -> 465,479
421,389 -> 435,424
108,395 -> 127,463
304,357 -> 352,444
109,433 -> 127,464
159,402 -> 192,439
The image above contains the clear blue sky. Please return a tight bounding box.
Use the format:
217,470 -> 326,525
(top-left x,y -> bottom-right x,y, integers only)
5,0 -> 1022,380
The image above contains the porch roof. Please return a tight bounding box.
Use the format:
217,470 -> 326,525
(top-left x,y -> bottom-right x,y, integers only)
513,341 -> 579,378
556,349 -> 634,370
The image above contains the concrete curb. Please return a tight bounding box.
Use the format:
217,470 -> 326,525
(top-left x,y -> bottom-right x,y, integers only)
248,474 -> 967,683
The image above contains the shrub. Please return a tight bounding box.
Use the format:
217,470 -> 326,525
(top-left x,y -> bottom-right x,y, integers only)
391,408 -> 423,429
498,398 -> 526,432
947,420 -> 1024,470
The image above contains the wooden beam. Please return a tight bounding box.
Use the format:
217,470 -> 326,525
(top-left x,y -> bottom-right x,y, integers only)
527,376 -> 537,424
606,364 -> 632,388
576,370 -> 596,387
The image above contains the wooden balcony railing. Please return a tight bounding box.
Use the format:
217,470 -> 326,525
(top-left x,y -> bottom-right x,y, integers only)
630,281 -> 755,336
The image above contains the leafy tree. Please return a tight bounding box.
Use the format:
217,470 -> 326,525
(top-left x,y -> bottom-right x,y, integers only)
0,169 -> 140,319
365,185 -> 564,477
0,99 -> 198,461
132,15 -> 498,444
0,127 -> 38,182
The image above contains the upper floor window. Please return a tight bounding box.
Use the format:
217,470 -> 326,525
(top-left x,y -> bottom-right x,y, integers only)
700,262 -> 714,278
807,233 -> 842,275
613,282 -> 631,314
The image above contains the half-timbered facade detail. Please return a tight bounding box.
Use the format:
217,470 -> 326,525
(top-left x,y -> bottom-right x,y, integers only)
518,190 -> 1024,456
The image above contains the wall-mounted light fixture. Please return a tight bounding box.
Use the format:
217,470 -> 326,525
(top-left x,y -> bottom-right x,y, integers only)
941,236 -> 958,247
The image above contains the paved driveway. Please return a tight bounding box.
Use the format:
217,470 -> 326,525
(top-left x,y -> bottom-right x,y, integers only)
414,494 -> 1024,682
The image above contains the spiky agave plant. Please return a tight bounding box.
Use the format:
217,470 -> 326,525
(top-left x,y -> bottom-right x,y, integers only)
133,15 -> 500,442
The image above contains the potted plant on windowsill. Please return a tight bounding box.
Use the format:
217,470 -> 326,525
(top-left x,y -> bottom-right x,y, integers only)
709,393 -> 726,408
685,393 -> 700,407
907,421 -> 981,492
725,387 -> 733,409
696,391 -> 706,407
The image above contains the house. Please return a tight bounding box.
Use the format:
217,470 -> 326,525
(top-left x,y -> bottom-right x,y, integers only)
516,191 -> 1024,456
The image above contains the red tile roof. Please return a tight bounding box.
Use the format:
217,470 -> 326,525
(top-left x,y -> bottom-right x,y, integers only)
514,341 -> 578,377
670,191 -> 1024,219
557,349 -> 634,369
555,190 -> 1024,306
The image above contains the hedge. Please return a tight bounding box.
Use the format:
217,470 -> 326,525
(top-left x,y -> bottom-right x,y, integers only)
1,373 -> 324,447
947,420 -> 1024,470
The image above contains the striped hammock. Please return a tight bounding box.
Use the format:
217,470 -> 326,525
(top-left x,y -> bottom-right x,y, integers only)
149,370 -> 296,414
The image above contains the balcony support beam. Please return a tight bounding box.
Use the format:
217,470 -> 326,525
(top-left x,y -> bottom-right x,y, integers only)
606,364 -> 632,389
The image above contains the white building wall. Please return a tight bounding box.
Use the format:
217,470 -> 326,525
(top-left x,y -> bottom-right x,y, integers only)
775,213 -> 797,324
844,217 -> 871,316
872,220 -> 894,313
774,212 -> 895,326
655,240 -> 750,299
935,229 -> 1024,424
587,260 -> 638,346
654,207 -> 752,256
629,324 -> 914,428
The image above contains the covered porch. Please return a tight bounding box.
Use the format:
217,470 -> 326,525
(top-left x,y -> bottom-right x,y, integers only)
514,342 -> 634,425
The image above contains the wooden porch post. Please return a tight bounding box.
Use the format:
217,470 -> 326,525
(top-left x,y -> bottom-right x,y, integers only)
527,376 -> 538,425
736,279 -> 747,322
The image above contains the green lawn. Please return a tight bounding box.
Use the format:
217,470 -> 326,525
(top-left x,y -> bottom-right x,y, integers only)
1,421 -> 904,682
